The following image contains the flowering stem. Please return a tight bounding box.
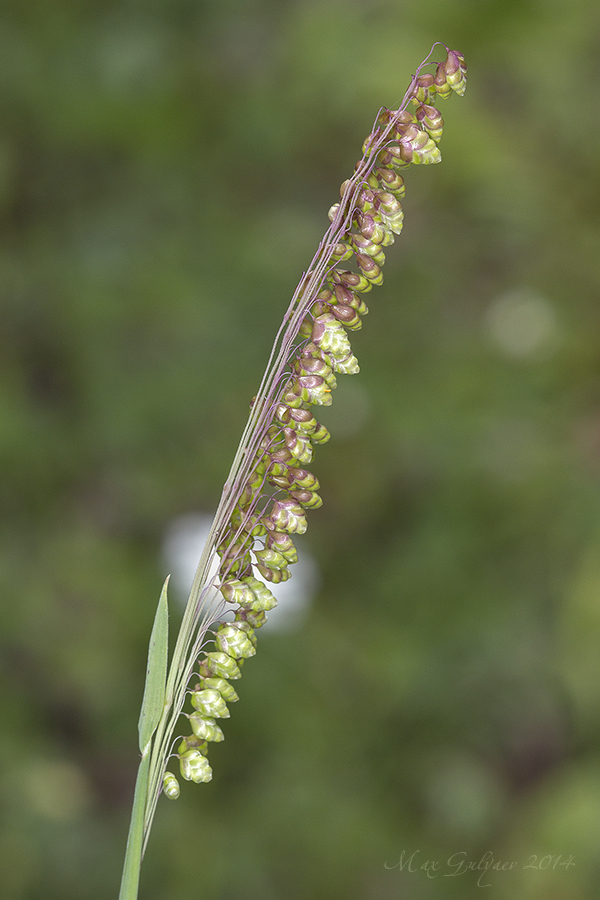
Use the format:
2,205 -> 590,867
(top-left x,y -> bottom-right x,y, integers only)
118,752 -> 150,900
117,42 -> 467,898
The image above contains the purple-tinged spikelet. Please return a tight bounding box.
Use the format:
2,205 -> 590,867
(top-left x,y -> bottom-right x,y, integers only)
161,44 -> 467,798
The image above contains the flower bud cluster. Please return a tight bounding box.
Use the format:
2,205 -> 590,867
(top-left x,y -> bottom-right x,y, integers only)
166,580 -> 274,789
411,49 -> 467,103
162,46 -> 466,798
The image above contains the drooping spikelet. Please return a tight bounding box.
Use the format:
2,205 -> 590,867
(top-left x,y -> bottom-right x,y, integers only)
163,44 -> 467,797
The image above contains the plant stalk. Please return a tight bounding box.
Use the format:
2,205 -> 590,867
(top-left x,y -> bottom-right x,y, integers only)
118,751 -> 151,900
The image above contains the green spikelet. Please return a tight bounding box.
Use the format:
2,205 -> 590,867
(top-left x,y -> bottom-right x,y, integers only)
162,772 -> 180,800
166,42 -> 467,803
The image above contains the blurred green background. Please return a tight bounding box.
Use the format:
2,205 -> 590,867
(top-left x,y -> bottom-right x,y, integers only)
2,0 -> 600,898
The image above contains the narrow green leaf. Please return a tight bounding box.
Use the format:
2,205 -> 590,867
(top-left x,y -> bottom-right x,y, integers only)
138,577 -> 170,753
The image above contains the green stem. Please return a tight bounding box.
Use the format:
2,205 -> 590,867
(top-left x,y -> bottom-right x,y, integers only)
118,751 -> 151,900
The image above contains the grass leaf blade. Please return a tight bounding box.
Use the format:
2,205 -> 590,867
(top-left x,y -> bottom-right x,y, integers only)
138,576 -> 170,753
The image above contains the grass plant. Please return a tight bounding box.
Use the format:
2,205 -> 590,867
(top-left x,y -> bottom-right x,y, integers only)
118,43 -> 467,900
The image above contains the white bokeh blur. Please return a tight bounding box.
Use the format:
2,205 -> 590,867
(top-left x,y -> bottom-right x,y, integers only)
162,511 -> 319,632
485,288 -> 558,359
